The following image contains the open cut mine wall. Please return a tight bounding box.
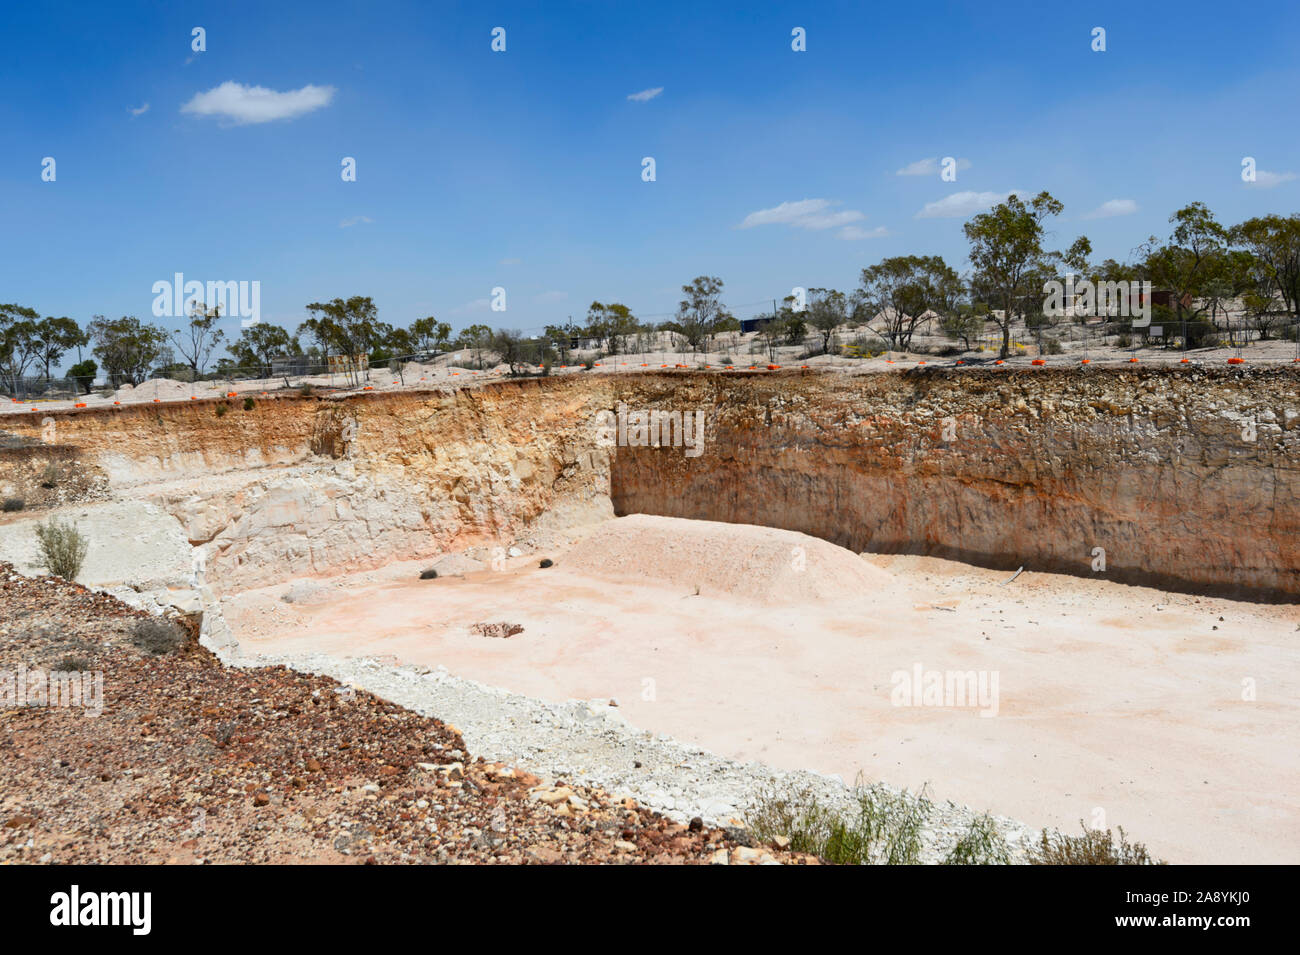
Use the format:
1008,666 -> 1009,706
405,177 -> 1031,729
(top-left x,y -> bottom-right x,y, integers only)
2,366 -> 1296,600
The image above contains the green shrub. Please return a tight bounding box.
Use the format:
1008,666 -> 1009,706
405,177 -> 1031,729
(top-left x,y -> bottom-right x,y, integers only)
34,517 -> 89,581
1029,823 -> 1162,865
53,655 -> 93,672
40,462 -> 59,488
215,402 -> 228,417
243,396 -> 255,410
943,813 -> 1011,864
2,497 -> 24,512
747,780 -> 931,865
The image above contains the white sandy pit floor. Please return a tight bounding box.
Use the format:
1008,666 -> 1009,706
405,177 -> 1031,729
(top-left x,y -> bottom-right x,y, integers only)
223,515 -> 1300,865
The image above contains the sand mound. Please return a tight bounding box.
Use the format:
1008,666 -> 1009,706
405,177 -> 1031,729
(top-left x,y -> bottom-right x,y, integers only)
559,514 -> 891,604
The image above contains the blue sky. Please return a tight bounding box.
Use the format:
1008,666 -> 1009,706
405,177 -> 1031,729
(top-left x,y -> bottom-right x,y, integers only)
3,0 -> 1298,367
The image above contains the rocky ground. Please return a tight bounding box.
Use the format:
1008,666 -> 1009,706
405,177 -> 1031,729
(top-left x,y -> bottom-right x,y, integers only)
239,650 -> 1040,865
0,563 -> 815,865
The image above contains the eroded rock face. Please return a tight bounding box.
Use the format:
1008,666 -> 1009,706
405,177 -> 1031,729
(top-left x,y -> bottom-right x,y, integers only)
610,367 -> 1300,600
3,366 -> 1296,599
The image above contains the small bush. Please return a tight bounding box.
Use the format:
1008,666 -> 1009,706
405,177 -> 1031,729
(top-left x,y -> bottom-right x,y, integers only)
299,384 -> 315,397
747,780 -> 931,865
539,558 -> 553,568
243,396 -> 255,411
34,517 -> 89,581
419,568 -> 438,580
39,462 -> 60,488
130,617 -> 187,655
2,497 -> 24,512
1029,823 -> 1162,865
943,813 -> 1011,865
215,402 -> 228,417
1042,338 -> 1064,355
53,655 -> 93,672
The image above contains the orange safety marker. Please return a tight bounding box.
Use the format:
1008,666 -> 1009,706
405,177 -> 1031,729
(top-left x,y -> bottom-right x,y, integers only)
1080,358 -> 1090,364
190,396 -> 198,400
153,398 -> 161,402
227,392 -> 237,397
74,402 -> 87,408
363,386 -> 374,390
114,401 -> 121,405
767,364 -> 780,370
1031,359 -> 1046,366
1179,358 -> 1190,363
725,365 -> 734,369
955,360 -> 964,365
30,407 -> 38,412
1227,357 -> 1244,364
748,365 -> 756,370
917,361 -> 926,365
800,364 -> 809,369
994,360 -> 1004,365
1128,357 -> 1139,363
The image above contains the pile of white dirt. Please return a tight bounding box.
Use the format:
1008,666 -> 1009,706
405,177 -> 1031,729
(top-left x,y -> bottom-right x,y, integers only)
559,513 -> 892,604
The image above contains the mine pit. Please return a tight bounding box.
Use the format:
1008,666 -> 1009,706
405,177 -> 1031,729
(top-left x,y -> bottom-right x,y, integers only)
1,367 -> 1297,864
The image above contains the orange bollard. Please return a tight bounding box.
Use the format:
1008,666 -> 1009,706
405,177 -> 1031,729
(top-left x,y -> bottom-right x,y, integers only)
1227,357 -> 1244,364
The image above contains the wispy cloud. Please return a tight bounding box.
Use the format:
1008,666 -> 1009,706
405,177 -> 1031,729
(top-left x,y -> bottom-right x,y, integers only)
339,215 -> 373,228
626,87 -> 663,102
896,157 -> 971,177
181,81 -> 336,125
838,225 -> 888,240
915,190 -> 1021,219
1082,198 -> 1138,219
1246,169 -> 1298,189
128,103 -> 150,117
738,198 -> 867,232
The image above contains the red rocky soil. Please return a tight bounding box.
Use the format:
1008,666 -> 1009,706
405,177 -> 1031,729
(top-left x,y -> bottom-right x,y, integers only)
0,563 -> 813,865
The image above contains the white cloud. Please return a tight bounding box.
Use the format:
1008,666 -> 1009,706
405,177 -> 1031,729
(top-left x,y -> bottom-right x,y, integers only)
838,225 -> 888,240
626,87 -> 664,102
915,190 -> 1022,219
738,198 -> 867,231
896,157 -> 971,176
1082,198 -> 1138,219
128,103 -> 150,117
181,81 -> 336,125
339,215 -> 373,228
1246,170 -> 1298,189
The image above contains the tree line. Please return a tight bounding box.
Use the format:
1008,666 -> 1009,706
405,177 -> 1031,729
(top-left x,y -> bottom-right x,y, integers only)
4,195 -> 1298,392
